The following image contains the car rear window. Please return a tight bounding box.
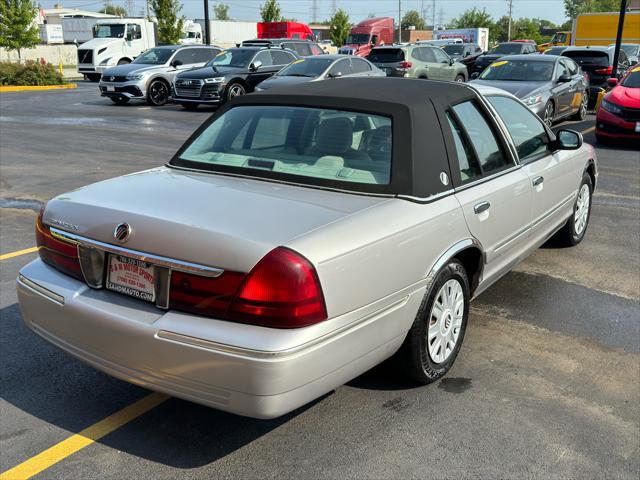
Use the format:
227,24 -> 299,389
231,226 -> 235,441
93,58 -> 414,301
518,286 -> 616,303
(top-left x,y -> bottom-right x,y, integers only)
367,49 -> 404,63
621,69 -> 640,88
176,106 -> 392,186
562,51 -> 609,67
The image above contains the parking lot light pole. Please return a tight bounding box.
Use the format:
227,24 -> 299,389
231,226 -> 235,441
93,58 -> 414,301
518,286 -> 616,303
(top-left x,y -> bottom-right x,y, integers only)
611,0 -> 628,78
204,0 -> 211,45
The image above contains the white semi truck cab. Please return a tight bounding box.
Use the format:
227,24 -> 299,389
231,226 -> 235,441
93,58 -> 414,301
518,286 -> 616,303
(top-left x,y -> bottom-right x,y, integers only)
180,20 -> 203,45
77,18 -> 155,81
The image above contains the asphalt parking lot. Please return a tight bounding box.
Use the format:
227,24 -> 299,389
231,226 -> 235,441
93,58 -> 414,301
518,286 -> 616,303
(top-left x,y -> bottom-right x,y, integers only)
1,82 -> 638,479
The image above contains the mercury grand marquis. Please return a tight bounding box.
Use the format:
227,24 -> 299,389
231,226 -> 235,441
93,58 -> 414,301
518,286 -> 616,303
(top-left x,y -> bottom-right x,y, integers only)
17,78 -> 597,419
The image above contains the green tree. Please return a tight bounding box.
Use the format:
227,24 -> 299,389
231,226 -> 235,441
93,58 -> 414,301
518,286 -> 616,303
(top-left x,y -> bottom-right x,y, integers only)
213,3 -> 230,20
0,0 -> 40,59
99,4 -> 127,17
260,0 -> 281,22
401,10 -> 425,30
329,8 -> 350,47
447,7 -> 494,29
564,0 -> 620,19
150,0 -> 185,44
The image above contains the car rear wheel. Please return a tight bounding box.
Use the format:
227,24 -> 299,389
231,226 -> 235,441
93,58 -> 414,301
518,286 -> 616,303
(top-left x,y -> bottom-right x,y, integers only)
399,259 -> 470,384
86,73 -> 101,82
146,79 -> 169,106
180,103 -> 199,110
109,96 -> 129,105
455,74 -> 465,83
543,101 -> 555,127
117,59 -> 130,65
552,172 -> 593,246
571,92 -> 588,120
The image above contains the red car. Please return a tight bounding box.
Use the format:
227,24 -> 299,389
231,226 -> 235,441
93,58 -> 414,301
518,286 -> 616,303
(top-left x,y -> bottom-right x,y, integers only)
596,66 -> 640,143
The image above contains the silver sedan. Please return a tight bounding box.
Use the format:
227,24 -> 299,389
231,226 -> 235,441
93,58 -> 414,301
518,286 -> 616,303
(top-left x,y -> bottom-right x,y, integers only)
17,78 -> 596,419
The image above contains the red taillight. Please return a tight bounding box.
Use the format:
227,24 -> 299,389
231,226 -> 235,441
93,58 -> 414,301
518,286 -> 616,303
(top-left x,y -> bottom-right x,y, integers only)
35,208 -> 83,281
594,66 -> 613,75
398,61 -> 412,70
227,247 -> 327,328
169,270 -> 245,318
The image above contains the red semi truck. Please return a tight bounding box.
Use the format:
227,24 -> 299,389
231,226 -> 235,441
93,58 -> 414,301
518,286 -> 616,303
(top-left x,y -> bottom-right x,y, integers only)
257,21 -> 314,41
338,17 -> 395,56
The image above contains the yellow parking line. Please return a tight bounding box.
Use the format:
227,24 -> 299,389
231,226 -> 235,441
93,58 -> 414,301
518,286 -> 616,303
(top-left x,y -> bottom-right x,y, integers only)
581,126 -> 595,135
0,392 -> 169,480
0,247 -> 38,261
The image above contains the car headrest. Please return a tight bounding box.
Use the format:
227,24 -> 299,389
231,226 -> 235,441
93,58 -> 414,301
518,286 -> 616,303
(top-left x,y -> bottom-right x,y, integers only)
314,117 -> 353,154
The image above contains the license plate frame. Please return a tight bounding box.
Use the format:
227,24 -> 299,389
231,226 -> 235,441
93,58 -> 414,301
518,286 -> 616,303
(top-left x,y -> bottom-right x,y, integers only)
106,85 -> 115,92
106,255 -> 156,302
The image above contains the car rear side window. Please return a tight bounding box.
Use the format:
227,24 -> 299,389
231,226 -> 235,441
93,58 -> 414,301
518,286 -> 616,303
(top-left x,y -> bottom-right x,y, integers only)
451,101 -> 510,175
351,58 -> 372,72
433,48 -> 450,64
177,106 -> 393,186
487,96 -> 549,163
270,50 -> 296,65
446,113 -> 481,182
367,49 -> 404,63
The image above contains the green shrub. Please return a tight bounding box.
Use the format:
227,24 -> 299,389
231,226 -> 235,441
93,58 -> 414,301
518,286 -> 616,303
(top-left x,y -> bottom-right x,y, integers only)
0,61 -> 66,86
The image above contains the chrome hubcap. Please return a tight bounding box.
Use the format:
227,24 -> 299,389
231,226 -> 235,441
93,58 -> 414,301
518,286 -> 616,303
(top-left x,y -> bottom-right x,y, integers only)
427,279 -> 464,364
228,85 -> 244,98
544,104 -> 554,126
574,183 -> 590,235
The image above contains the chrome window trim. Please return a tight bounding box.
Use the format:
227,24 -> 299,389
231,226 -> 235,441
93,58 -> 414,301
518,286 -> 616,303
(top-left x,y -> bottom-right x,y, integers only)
48,227 -> 224,278
453,164 -> 522,192
396,189 -> 455,203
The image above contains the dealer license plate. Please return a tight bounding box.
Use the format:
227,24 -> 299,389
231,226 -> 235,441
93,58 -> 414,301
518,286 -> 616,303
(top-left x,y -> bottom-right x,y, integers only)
106,255 -> 155,302
635,122 -> 640,133
106,85 -> 115,92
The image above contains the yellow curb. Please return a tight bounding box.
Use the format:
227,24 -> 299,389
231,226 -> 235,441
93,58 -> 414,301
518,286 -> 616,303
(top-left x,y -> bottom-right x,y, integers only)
0,84 -> 77,92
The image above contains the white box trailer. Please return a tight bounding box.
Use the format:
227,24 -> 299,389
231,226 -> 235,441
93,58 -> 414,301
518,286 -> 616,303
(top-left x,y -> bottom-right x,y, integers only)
39,24 -> 64,44
195,20 -> 257,46
61,18 -> 102,44
434,28 -> 489,52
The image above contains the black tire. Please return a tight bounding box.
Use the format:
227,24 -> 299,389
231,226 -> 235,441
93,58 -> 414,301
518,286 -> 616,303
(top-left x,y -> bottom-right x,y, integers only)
455,74 -> 465,83
109,96 -> 129,105
117,59 -> 130,65
399,259 -> 470,384
180,103 -> 199,110
570,92 -> 588,121
543,101 -> 555,127
86,73 -> 101,82
552,172 -> 593,247
146,79 -> 169,106
225,82 -> 246,102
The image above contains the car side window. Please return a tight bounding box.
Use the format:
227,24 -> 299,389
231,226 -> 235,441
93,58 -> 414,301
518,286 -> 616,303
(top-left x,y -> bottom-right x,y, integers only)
433,48 -> 450,64
173,48 -> 202,65
291,42 -> 312,57
351,57 -> 371,73
564,58 -> 579,75
487,96 -> 550,163
556,60 -> 570,79
192,48 -> 219,63
411,48 -> 423,61
451,101 -> 511,175
446,113 -> 481,182
421,47 -> 436,62
253,50 -> 273,67
328,58 -> 351,76
310,44 -> 324,55
270,50 -> 296,66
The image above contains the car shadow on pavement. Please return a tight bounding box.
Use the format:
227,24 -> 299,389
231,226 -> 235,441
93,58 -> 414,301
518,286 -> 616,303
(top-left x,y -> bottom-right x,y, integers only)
0,302 -> 326,468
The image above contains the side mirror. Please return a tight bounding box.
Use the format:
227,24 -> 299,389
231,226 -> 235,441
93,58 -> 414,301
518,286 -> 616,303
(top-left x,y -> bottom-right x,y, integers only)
606,77 -> 618,87
470,72 -> 479,80
551,129 -> 582,150
449,58 -> 454,65
170,59 -> 183,68
557,74 -> 571,83
328,71 -> 342,78
249,60 -> 262,71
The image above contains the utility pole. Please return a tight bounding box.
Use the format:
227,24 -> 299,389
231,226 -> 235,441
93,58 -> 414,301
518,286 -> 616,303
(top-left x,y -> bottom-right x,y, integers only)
432,0 -> 436,30
437,6 -> 444,28
203,0 -> 210,45
507,0 -> 513,41
611,0 -> 628,78
311,0 -> 318,23
398,0 -> 401,43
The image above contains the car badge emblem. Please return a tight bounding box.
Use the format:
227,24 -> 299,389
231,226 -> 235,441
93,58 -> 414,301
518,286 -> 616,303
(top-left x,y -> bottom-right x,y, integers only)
113,223 -> 131,243
439,171 -> 450,186
108,76 -> 114,81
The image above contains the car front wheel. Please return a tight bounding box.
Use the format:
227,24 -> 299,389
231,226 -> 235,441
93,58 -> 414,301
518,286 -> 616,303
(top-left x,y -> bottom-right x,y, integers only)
543,101 -> 555,127
553,172 -> 593,246
147,80 -> 169,106
400,259 -> 470,384
571,92 -> 588,120
455,74 -> 465,83
225,82 -> 246,101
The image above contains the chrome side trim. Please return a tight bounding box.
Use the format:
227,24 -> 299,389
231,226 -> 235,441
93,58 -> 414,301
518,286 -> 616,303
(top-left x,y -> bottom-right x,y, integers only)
396,189 -> 455,203
531,193 -> 575,229
17,275 -> 64,305
425,238 -> 485,294
48,227 -> 224,278
493,224 -> 531,253
453,165 -> 522,192
156,296 -> 410,360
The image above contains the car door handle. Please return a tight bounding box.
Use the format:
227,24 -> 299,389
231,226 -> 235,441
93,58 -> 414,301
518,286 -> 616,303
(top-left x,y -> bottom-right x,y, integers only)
532,176 -> 544,187
474,201 -> 490,214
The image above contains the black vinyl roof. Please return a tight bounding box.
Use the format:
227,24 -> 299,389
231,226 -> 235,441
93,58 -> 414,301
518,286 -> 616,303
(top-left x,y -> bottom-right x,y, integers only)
173,78 -> 482,198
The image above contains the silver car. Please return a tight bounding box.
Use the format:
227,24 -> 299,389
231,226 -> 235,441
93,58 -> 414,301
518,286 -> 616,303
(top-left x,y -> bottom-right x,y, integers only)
99,45 -> 221,106
17,78 -> 597,419
255,54 -> 385,91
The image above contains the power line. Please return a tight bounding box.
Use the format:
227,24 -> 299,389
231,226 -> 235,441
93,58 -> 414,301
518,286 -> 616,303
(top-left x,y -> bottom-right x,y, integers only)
311,0 -> 318,22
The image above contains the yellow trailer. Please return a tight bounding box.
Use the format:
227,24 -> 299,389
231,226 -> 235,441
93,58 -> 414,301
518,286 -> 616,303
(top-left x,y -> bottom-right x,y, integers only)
572,11 -> 640,46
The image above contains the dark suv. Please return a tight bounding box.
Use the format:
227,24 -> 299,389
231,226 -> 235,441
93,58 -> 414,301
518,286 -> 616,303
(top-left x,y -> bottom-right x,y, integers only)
562,46 -> 630,105
241,38 -> 325,57
472,41 -> 537,76
442,43 -> 484,74
172,46 -> 298,109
